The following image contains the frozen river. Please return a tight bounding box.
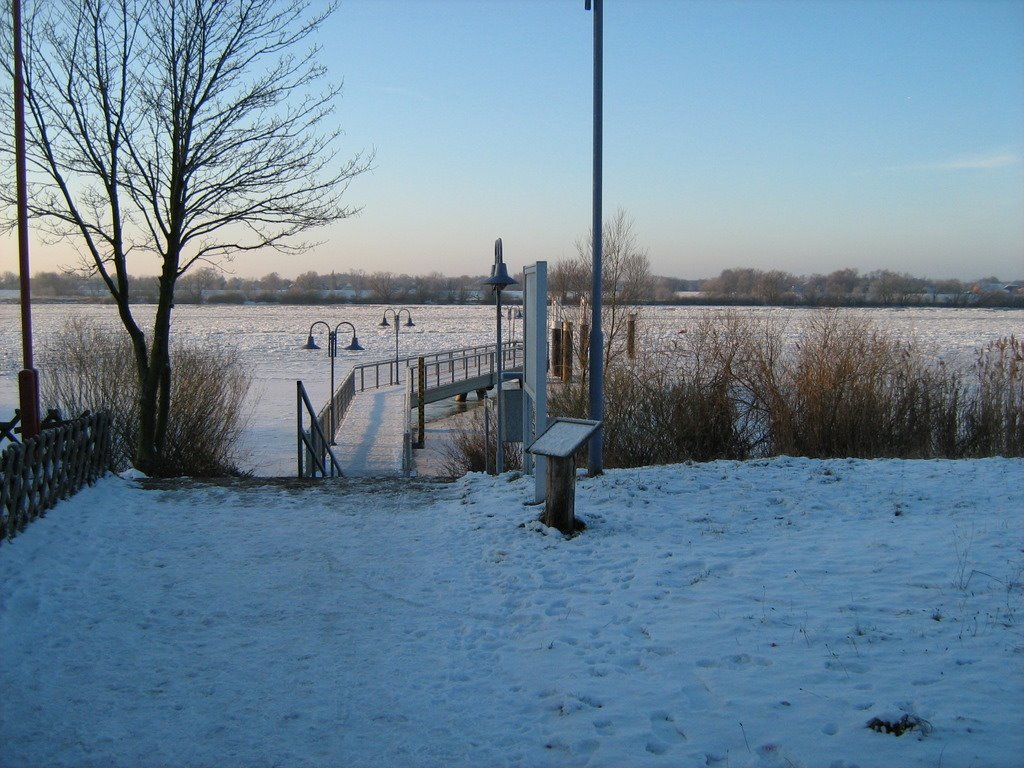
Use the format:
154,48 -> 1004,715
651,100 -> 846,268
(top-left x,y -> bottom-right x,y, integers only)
3,302 -> 1023,475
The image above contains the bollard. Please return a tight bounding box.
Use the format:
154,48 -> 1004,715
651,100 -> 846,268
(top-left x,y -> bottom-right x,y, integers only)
561,320 -> 573,382
551,324 -> 563,379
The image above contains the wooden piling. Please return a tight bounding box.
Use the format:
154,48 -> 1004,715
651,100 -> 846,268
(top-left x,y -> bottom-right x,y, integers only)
561,320 -> 573,382
551,325 -> 563,379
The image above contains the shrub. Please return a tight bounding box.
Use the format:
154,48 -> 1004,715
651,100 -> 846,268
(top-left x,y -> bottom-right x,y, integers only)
438,407 -> 522,478
40,317 -> 252,475
962,335 -> 1024,456
740,311 -> 965,458
550,313 -> 751,467
550,310 -> 1022,467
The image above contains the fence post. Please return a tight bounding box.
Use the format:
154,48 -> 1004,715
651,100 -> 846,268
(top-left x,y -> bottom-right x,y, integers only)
417,356 -> 426,448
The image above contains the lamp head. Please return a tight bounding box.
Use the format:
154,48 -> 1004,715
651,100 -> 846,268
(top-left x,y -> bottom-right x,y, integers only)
302,334 -> 320,350
379,314 -> 390,328
404,316 -> 415,328
345,335 -> 364,352
483,261 -> 517,291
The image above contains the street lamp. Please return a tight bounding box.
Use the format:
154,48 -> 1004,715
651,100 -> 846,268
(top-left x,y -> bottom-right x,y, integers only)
483,238 -> 517,474
12,0 -> 40,440
302,320 -> 363,444
585,0 -> 604,475
378,308 -> 415,385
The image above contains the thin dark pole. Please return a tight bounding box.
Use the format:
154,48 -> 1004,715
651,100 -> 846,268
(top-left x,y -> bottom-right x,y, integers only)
495,281 -> 504,474
328,330 -> 337,444
587,0 -> 604,475
12,0 -> 40,439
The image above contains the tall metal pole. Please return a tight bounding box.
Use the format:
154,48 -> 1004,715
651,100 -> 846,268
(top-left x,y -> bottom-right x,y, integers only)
586,0 -> 604,475
484,238 -> 516,474
12,0 -> 40,439
495,278 -> 504,474
328,330 -> 337,444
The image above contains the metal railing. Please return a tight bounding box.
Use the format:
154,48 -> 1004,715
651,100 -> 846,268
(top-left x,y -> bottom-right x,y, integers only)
297,381 -> 342,478
410,342 -> 523,398
348,341 -> 524,395
301,341 -> 525,478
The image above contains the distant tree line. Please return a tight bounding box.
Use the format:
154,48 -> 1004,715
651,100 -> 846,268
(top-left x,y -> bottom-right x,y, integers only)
694,267 -> 1023,307
3,265 -> 1020,307
0,268 -> 494,305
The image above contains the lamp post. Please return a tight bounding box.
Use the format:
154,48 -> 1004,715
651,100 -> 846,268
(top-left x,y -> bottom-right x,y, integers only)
483,238 -> 517,474
302,320 -> 363,444
378,308 -> 415,385
584,0 -> 604,475
12,0 -> 39,439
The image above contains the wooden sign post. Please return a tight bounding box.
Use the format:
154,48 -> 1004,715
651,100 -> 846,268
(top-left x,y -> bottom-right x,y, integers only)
527,418 -> 602,534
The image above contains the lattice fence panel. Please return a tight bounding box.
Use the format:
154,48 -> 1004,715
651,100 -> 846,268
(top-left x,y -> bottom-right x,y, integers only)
1,412 -> 112,543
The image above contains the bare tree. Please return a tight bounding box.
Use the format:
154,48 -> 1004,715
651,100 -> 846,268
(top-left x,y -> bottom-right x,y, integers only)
2,0 -> 371,473
572,208 -> 652,371
177,265 -> 226,304
367,270 -> 396,303
549,258 -> 587,304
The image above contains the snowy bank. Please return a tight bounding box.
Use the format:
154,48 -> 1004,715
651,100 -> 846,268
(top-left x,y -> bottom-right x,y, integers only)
1,458 -> 1022,767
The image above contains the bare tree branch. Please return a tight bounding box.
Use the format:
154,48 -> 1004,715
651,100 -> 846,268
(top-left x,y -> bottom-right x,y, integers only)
0,0 -> 369,474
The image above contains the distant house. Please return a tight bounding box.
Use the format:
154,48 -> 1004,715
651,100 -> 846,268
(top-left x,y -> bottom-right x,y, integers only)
971,282 -> 1017,295
673,290 -> 704,301
921,287 -> 968,305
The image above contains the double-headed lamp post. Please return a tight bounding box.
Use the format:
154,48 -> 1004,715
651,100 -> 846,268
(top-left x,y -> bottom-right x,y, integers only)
378,308 -> 415,385
302,320 -> 363,444
483,238 -> 517,474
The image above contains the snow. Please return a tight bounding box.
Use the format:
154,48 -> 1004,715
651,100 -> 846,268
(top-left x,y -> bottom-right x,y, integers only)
335,385 -> 408,476
2,457 -> 1022,767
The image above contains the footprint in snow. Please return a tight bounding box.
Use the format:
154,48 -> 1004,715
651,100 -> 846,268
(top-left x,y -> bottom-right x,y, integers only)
649,710 -> 687,743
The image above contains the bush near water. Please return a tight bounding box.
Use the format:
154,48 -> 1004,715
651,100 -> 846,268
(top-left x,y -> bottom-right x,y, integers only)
40,318 -> 251,477
546,311 -> 1023,469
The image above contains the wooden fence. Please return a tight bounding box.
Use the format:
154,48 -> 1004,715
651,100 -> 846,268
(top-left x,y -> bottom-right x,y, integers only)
1,411 -> 113,543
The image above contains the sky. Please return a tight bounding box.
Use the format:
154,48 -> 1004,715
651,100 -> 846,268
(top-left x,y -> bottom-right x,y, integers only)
6,0 -> 1024,280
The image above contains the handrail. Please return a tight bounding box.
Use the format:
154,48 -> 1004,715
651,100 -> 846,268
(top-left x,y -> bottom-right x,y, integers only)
317,369 -> 357,440
410,343 -> 524,399
349,341 -> 524,395
297,380 -> 342,478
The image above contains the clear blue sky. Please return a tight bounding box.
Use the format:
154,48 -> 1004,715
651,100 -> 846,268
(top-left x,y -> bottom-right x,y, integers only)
15,0 -> 1024,281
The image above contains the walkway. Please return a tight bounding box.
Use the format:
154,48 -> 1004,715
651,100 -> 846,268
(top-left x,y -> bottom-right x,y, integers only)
300,342 -> 524,478
333,385 -> 408,477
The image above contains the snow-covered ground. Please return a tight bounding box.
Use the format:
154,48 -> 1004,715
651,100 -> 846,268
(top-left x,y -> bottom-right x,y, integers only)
2,457 -> 1022,767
